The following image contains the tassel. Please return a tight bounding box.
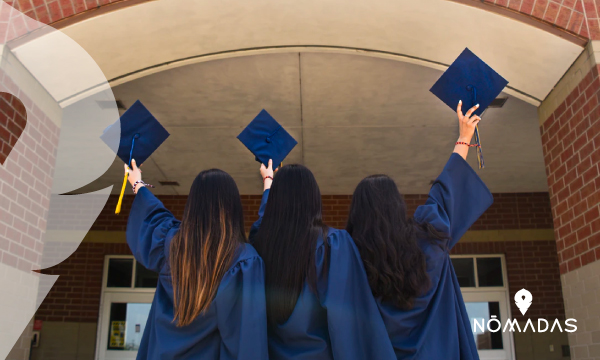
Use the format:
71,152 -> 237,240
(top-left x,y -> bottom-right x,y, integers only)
474,125 -> 484,169
115,169 -> 129,214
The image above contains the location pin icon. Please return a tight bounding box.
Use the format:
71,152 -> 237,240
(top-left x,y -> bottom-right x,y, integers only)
514,288 -> 533,315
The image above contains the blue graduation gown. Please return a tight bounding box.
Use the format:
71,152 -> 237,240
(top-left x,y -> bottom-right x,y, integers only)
379,153 -> 494,360
126,187 -> 268,360
250,190 -> 396,360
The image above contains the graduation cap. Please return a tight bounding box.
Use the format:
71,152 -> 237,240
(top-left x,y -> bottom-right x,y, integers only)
237,109 -> 297,170
430,48 -> 508,169
101,100 -> 170,214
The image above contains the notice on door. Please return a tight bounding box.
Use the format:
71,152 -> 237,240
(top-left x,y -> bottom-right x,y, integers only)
110,321 -> 126,348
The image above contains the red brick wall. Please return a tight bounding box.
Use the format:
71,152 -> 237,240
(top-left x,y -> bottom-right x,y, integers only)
36,242 -> 131,323
482,0 -> 588,37
0,72 -> 59,271
452,241 -> 565,321
0,66 -> 59,360
91,192 -> 553,233
0,93 -> 26,165
35,239 -> 563,323
540,65 -> 600,274
0,1 -> 44,43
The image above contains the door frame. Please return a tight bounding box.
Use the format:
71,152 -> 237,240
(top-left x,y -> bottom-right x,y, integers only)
95,255 -> 156,360
450,254 -> 516,360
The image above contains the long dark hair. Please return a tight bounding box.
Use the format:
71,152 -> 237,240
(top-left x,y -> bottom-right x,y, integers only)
170,169 -> 246,327
253,164 -> 328,325
346,175 -> 446,310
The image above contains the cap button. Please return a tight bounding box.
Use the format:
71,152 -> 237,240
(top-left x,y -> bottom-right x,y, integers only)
134,133 -> 140,139
266,137 -> 271,143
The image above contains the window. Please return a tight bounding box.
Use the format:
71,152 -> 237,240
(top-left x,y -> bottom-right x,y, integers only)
103,256 -> 158,290
452,257 -> 476,287
450,255 -> 505,288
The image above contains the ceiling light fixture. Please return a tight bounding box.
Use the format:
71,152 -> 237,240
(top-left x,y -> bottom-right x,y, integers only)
158,181 -> 180,186
488,97 -> 508,108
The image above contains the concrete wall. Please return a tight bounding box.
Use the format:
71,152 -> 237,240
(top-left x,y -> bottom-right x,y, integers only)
513,321 -> 572,360
561,260 -> 600,359
30,322 -> 97,360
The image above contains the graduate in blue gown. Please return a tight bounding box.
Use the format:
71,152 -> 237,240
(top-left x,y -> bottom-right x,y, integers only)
249,160 -> 396,360
125,162 -> 268,360
346,102 -> 493,360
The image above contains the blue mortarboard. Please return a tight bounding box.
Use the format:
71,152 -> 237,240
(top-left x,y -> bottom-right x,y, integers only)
101,100 -> 170,213
430,48 -> 508,169
430,48 -> 508,116
101,100 -> 170,167
237,109 -> 297,169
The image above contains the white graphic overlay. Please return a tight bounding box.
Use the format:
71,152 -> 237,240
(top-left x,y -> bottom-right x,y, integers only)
0,3 -> 119,357
514,288 -> 533,316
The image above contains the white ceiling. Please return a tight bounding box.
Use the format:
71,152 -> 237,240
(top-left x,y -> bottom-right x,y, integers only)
10,0 -> 583,106
79,52 -> 548,195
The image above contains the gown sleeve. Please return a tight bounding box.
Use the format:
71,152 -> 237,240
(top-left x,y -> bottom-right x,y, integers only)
126,186 -> 181,272
248,189 -> 270,243
216,255 -> 269,360
414,153 -> 493,249
317,230 -> 396,360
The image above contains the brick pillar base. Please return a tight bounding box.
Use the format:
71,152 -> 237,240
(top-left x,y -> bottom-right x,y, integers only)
539,41 -> 600,359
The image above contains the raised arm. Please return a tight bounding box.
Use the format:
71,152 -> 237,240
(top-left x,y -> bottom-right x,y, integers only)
125,159 -> 180,272
248,159 -> 273,242
414,102 -> 492,249
453,100 -> 481,161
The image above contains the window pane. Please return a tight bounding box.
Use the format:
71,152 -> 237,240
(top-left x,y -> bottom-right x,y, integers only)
107,302 -> 152,351
107,259 -> 133,288
107,303 -> 126,350
135,262 -> 159,288
465,301 -> 504,350
451,258 -> 475,287
477,257 -> 504,287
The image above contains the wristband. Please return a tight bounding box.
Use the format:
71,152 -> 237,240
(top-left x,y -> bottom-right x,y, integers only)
132,180 -> 155,193
263,176 -> 273,183
456,141 -> 480,148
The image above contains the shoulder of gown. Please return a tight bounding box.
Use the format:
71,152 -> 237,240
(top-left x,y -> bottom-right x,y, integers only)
215,242 -> 268,360
224,243 -> 264,275
315,227 -> 397,360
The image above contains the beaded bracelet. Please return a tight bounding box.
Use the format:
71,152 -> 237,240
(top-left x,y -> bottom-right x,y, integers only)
456,141 -> 480,148
133,180 -> 155,193
263,176 -> 273,183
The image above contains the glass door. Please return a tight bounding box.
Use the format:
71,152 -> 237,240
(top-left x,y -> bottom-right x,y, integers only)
96,256 -> 157,360
451,255 -> 515,360
462,291 -> 514,360
97,292 -> 154,360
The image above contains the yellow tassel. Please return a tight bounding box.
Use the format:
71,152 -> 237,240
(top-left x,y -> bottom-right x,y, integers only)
115,170 -> 129,214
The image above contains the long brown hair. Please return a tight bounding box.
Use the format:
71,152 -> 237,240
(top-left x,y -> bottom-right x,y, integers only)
169,169 -> 246,327
346,175 -> 447,309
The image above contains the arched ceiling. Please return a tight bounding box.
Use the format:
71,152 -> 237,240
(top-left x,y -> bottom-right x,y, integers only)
10,0 -> 583,106
5,0 -> 577,194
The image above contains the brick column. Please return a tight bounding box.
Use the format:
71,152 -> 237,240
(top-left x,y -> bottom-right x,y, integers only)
0,71 -> 60,359
0,4 -> 61,357
538,40 -> 600,359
